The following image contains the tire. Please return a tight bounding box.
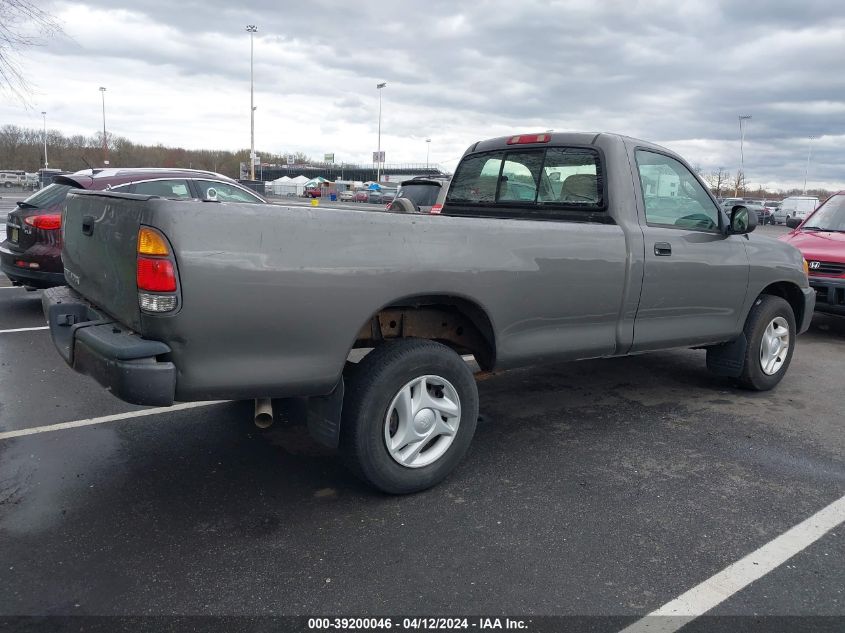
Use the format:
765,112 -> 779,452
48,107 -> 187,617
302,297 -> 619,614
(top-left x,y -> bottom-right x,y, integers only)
340,339 -> 479,494
389,197 -> 418,214
736,295 -> 796,391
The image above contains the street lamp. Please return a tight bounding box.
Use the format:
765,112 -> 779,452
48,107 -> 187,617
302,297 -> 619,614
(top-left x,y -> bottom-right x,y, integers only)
247,24 -> 258,180
803,136 -> 816,194
41,111 -> 48,169
376,82 -> 386,182
99,87 -> 109,165
425,138 -> 431,170
735,114 -> 751,196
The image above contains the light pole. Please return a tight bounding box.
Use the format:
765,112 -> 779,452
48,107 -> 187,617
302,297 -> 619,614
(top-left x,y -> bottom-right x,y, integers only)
803,136 -> 815,194
425,138 -> 431,170
736,114 -> 751,196
247,24 -> 258,180
99,87 -> 109,165
41,111 -> 48,169
376,82 -> 386,182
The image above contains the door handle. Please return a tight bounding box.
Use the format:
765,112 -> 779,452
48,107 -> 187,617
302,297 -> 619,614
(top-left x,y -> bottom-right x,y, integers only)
81,215 -> 94,236
654,242 -> 672,256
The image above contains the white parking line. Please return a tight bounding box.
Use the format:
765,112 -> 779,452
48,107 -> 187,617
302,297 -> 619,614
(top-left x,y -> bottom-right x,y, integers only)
619,493 -> 845,633
0,326 -> 48,333
0,286 -> 24,290
0,401 -> 226,441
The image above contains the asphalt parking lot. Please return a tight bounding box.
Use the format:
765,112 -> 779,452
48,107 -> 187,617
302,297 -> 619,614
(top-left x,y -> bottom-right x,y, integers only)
0,224 -> 843,631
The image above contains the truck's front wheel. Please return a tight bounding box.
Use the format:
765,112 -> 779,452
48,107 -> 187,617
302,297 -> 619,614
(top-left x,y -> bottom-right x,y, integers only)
340,339 -> 479,494
736,295 -> 796,390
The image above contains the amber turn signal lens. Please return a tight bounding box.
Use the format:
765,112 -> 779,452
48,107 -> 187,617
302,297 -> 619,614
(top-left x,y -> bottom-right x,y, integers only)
803,258 -> 809,276
138,227 -> 169,256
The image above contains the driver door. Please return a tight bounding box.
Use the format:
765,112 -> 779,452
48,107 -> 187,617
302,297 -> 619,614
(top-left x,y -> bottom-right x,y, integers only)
630,150 -> 749,352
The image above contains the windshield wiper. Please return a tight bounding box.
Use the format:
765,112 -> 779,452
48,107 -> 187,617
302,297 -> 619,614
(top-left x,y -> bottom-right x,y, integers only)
16,201 -> 37,209
802,226 -> 845,233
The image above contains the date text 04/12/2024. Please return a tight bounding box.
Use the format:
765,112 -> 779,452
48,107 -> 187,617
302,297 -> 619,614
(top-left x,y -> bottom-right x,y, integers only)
307,618 -> 529,630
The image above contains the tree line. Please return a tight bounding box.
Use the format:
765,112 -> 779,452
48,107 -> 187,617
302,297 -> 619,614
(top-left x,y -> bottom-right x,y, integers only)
698,166 -> 831,201
0,124 -> 311,179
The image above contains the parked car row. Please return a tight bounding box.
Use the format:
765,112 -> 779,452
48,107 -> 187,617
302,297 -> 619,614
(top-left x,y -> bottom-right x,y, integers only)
717,196 -> 821,226
720,197 -> 774,224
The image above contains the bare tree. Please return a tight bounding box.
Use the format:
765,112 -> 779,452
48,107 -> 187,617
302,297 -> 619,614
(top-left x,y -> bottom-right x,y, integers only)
704,167 -> 730,197
731,170 -> 746,197
0,0 -> 62,100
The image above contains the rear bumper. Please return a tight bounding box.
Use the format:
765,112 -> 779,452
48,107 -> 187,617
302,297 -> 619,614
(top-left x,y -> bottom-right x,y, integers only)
0,243 -> 65,288
42,285 -> 176,406
808,276 -> 845,317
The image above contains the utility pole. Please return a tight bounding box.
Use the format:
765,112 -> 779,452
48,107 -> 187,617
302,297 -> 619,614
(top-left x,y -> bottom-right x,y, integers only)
247,24 -> 258,180
41,111 -> 48,169
99,87 -> 109,165
735,114 -> 751,196
426,138 -> 431,170
376,82 -> 386,182
803,136 -> 815,194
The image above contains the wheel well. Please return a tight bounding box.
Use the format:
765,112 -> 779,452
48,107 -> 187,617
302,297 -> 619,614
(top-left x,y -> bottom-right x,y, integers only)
353,295 -> 496,370
759,282 -> 804,326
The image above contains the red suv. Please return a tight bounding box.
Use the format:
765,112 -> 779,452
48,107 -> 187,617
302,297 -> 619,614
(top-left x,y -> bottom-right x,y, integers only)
1,168 -> 265,289
778,192 -> 845,316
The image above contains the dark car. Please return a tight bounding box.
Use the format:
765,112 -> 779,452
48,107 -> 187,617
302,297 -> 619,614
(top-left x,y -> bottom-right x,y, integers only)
1,168 -> 265,289
367,190 -> 385,204
387,176 -> 451,214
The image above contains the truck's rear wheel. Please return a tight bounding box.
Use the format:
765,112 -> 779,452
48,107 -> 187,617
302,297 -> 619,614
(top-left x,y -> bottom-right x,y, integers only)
340,339 -> 479,494
736,295 -> 796,391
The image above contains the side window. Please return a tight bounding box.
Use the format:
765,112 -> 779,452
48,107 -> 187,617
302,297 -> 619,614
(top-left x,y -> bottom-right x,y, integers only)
636,151 -> 720,231
195,180 -> 263,203
133,180 -> 192,199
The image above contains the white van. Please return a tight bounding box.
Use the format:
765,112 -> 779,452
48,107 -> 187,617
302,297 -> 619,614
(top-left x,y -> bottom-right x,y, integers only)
773,196 -> 818,224
0,170 -> 26,188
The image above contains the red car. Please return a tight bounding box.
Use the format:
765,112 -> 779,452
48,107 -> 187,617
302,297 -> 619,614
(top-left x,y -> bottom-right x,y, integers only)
304,187 -> 322,198
778,191 -> 845,316
1,168 -> 265,289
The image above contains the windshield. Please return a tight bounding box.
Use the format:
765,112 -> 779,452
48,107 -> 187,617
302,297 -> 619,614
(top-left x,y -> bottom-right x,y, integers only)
802,194 -> 845,231
21,183 -> 75,211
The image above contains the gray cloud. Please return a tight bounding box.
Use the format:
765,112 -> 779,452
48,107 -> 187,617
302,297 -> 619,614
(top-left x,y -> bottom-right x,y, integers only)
8,0 -> 845,189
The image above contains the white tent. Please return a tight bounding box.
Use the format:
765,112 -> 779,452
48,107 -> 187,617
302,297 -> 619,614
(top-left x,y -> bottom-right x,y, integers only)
271,174 -> 309,197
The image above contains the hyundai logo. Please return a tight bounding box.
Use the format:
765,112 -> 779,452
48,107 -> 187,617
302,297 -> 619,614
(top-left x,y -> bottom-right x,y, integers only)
809,261 -> 821,270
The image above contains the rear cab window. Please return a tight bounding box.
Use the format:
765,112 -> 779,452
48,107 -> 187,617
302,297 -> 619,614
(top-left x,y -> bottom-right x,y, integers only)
444,146 -> 606,221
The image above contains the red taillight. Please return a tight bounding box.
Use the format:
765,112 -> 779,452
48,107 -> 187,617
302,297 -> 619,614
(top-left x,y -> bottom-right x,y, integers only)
136,256 -> 176,292
430,204 -> 443,214
24,213 -> 62,230
506,133 -> 551,145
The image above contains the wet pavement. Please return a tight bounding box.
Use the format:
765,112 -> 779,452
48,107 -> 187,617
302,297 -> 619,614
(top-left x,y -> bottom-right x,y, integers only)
0,249 -> 843,628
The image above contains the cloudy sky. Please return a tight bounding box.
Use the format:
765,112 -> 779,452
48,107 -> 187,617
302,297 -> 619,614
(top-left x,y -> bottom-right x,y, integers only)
3,0 -> 844,190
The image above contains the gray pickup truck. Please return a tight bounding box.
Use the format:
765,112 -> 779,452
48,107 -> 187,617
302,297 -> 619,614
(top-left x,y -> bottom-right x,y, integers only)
43,132 -> 814,493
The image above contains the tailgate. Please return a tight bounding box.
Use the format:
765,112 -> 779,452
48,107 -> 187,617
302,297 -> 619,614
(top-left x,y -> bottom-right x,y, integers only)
61,190 -> 153,330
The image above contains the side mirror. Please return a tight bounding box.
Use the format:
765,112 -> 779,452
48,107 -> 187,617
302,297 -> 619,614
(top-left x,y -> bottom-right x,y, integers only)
786,217 -> 802,229
729,205 -> 757,235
